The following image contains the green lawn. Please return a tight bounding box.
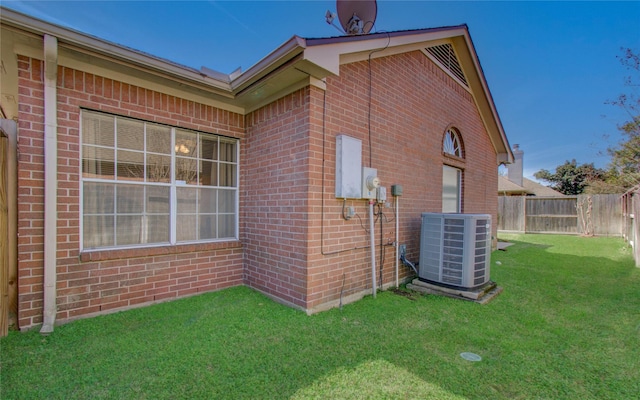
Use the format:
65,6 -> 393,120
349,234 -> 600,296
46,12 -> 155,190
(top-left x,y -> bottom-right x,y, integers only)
1,234 -> 639,399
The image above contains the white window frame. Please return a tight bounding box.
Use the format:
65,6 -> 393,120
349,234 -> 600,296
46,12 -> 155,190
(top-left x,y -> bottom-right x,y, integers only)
80,110 -> 239,251
442,165 -> 462,213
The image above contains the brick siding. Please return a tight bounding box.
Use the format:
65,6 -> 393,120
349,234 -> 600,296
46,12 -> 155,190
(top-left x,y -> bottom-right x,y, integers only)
243,89 -> 311,308
304,51 -> 498,309
15,46 -> 499,327
16,56 -> 245,329
243,51 -> 498,312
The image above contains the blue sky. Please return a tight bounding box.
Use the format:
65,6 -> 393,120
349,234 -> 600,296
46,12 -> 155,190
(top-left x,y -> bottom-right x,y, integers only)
4,1 -> 640,179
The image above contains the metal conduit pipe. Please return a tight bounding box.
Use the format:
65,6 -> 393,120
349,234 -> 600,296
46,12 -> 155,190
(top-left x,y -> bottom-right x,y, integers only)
368,200 -> 376,298
395,196 -> 399,288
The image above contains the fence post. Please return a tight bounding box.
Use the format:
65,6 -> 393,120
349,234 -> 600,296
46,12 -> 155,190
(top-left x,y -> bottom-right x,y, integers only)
631,191 -> 640,267
522,196 -> 527,233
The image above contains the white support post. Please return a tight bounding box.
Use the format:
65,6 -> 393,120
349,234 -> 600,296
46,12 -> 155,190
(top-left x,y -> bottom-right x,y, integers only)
40,34 -> 58,334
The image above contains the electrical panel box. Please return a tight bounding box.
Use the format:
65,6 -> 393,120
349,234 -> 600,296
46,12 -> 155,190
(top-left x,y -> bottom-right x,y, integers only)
362,167 -> 379,200
391,184 -> 403,197
335,135 -> 362,198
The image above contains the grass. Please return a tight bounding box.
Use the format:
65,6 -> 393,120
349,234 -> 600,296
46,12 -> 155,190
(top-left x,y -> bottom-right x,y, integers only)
1,234 -> 639,399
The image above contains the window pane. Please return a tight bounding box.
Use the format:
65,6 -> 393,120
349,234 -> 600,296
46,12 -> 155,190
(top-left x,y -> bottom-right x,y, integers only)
177,215 -> 197,242
83,145 -> 115,179
442,166 -> 461,213
83,182 -> 115,214
177,187 -> 197,213
116,215 -> 143,246
444,129 -> 462,157
147,215 -> 170,243
117,118 -> 144,151
147,154 -> 171,183
83,111 -> 114,147
201,135 -> 218,161
219,189 -> 235,213
219,163 -> 236,187
220,140 -> 236,162
175,130 -> 198,158
218,214 -> 235,238
117,150 -> 144,181
175,157 -> 198,184
199,188 -> 217,214
146,124 -> 172,154
200,215 -> 217,240
83,215 -> 114,248
147,186 -> 170,213
116,184 -> 144,213
200,160 -> 217,186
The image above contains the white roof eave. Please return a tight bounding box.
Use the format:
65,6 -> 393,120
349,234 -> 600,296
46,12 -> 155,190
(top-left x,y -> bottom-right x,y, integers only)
0,7 -> 233,92
230,36 -> 308,92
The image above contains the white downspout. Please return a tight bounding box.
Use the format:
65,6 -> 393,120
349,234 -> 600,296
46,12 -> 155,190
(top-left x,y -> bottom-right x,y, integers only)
368,200 -> 377,298
395,196 -> 399,288
40,34 -> 58,334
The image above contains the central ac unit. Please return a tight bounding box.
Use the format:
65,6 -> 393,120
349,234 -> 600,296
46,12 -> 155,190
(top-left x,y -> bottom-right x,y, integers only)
418,213 -> 492,290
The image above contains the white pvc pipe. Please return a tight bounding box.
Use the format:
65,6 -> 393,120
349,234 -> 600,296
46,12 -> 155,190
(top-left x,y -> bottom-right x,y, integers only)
369,200 -> 376,298
40,34 -> 58,334
395,196 -> 399,288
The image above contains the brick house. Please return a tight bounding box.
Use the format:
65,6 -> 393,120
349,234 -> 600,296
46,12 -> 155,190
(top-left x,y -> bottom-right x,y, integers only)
498,144 -> 564,197
0,8 -> 512,332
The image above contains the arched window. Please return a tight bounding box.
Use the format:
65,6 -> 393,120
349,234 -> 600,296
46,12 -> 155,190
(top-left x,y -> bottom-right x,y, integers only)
442,127 -> 464,212
443,128 -> 462,158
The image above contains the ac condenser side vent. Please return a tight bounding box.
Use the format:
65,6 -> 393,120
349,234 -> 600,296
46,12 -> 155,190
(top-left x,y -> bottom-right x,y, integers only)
418,213 -> 491,290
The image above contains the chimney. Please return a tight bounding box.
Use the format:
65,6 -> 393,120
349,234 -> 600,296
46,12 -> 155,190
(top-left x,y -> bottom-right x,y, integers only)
507,144 -> 524,187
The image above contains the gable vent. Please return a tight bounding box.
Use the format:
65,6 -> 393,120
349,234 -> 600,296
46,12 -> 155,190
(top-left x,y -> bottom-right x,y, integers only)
425,43 -> 468,87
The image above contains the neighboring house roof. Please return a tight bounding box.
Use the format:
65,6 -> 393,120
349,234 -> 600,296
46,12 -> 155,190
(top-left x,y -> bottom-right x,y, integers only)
522,178 -> 565,197
498,176 -> 528,195
498,176 -> 565,197
0,6 -> 513,164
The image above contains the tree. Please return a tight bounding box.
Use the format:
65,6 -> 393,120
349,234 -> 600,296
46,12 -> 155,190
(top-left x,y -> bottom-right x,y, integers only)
583,167 -> 627,194
534,160 -> 605,195
535,49 -> 639,195
604,48 -> 640,191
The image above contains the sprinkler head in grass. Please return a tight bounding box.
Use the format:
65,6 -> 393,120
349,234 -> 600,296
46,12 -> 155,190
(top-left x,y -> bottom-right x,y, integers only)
460,352 -> 482,362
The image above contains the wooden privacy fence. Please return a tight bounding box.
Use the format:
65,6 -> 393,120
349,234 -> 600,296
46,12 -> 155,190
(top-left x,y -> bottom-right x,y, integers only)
498,194 -> 622,236
621,186 -> 640,267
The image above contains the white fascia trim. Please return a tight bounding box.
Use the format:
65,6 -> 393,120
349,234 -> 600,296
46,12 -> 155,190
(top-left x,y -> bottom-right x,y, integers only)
303,28 -> 470,75
0,7 -> 232,91
230,36 -> 307,91
455,32 -> 512,162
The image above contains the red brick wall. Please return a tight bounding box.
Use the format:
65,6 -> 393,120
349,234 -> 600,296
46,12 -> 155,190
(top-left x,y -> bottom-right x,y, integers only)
243,89 -> 311,308
304,51 -> 499,310
16,47 -> 500,326
16,55 -> 245,329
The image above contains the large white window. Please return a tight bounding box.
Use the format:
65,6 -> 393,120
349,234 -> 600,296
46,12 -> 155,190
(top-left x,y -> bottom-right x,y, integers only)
81,110 -> 238,250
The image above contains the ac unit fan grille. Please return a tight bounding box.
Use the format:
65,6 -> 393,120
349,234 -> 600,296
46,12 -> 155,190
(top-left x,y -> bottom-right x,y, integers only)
419,213 -> 491,290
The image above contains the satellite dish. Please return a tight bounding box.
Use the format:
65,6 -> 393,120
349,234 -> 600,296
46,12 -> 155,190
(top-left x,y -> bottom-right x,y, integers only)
336,0 -> 377,35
